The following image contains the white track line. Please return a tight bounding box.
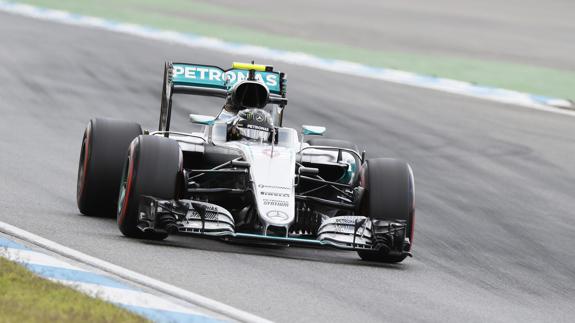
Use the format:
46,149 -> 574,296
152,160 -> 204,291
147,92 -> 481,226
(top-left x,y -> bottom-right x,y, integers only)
0,1 -> 573,116
1,247 -> 87,271
0,221 -> 271,323
56,280 -> 209,315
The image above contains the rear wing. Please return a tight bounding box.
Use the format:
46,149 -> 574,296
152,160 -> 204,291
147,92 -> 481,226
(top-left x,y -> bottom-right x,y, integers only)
159,62 -> 288,132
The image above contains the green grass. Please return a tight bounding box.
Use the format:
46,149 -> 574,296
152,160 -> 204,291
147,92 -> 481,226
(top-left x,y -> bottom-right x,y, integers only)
11,0 -> 575,99
0,257 -> 148,323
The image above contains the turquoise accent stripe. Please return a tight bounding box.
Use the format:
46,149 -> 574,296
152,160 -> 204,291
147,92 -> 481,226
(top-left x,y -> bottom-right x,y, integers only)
235,232 -> 325,245
22,263 -> 137,290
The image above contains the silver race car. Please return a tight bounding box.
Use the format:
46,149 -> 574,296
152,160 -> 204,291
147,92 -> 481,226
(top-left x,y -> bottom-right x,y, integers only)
76,62 -> 415,263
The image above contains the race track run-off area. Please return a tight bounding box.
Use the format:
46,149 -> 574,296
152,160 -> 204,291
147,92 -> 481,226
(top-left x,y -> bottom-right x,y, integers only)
0,5 -> 574,323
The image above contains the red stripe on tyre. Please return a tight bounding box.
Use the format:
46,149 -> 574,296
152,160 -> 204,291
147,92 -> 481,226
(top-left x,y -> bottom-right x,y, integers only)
118,140 -> 136,225
77,122 -> 91,200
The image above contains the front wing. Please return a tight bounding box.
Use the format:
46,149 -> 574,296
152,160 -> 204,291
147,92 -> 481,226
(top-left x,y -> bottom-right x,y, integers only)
137,196 -> 411,255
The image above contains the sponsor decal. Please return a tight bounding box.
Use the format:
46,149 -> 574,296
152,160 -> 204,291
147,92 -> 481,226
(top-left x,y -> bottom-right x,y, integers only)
335,224 -> 354,233
246,124 -> 271,132
263,199 -> 289,207
334,218 -> 357,225
258,184 -> 291,191
172,64 -> 279,92
260,191 -> 290,198
266,210 -> 289,221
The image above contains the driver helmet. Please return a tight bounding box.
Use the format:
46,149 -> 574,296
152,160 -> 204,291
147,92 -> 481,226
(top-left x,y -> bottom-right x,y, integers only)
228,108 -> 274,142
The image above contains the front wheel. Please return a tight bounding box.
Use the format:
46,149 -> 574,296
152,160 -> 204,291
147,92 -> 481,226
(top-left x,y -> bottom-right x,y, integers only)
357,158 -> 415,263
117,135 -> 182,240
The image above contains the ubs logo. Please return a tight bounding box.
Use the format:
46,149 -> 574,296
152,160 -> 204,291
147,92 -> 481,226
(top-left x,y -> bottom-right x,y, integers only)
266,210 -> 289,221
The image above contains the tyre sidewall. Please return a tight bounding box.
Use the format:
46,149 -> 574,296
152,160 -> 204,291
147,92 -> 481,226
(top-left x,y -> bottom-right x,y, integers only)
361,158 -> 414,236
77,118 -> 142,217
117,135 -> 182,239
358,158 -> 415,262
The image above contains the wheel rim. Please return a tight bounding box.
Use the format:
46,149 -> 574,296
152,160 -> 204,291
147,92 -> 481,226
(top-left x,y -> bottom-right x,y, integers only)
76,133 -> 89,202
117,157 -> 128,217
117,154 -> 130,218
117,142 -> 135,224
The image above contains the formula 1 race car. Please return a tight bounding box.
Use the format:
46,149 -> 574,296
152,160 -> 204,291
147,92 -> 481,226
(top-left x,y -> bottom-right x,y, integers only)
76,62 -> 415,263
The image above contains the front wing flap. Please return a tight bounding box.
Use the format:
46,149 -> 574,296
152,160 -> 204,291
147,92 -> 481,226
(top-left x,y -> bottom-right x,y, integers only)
137,196 -> 235,235
137,197 -> 410,255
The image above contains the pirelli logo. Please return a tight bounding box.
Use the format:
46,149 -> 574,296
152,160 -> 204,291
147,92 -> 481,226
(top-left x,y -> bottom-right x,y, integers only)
260,191 -> 290,198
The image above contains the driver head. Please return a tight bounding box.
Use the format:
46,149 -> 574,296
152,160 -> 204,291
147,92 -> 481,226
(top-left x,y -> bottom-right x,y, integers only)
228,108 -> 274,142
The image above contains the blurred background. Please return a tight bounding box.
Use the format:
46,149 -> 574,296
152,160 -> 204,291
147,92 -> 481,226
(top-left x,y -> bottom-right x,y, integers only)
9,0 -> 575,99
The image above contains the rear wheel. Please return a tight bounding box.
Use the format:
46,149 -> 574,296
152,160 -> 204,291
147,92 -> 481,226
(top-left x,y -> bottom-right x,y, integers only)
117,135 -> 182,240
357,158 -> 415,263
77,118 -> 142,217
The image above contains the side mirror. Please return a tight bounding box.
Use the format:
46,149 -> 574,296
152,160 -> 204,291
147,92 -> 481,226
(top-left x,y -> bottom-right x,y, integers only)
299,166 -> 320,176
189,114 -> 216,125
302,125 -> 326,136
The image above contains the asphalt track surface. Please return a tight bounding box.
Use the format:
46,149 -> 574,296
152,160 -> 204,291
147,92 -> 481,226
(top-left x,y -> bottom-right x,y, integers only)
1,11 -> 575,323
203,0 -> 575,70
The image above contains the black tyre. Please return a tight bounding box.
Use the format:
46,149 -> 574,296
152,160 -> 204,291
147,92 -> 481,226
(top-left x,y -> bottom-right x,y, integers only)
117,135 -> 182,239
307,138 -> 358,153
77,118 -> 143,217
357,158 -> 415,263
